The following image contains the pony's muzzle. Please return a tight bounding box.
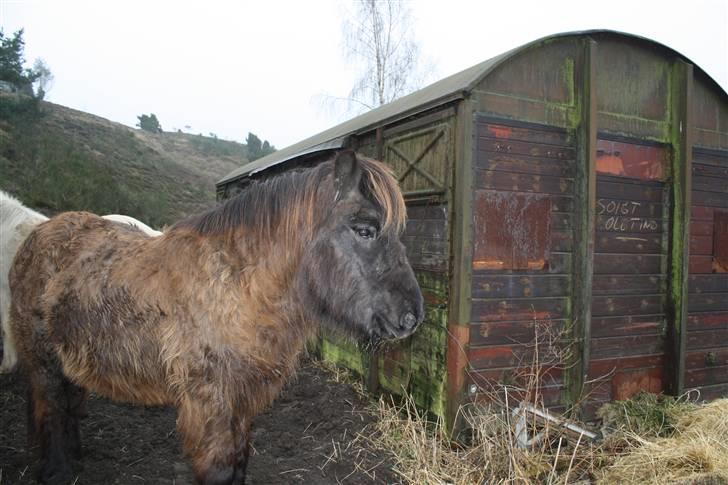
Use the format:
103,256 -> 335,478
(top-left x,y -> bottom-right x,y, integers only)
393,310 -> 421,338
400,312 -> 418,331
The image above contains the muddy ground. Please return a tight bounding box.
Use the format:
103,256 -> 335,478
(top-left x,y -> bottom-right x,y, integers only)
0,360 -> 401,484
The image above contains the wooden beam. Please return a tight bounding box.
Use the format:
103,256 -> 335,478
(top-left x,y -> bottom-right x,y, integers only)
445,97 -> 474,434
666,60 -> 693,395
375,126 -> 384,161
365,126 -> 385,393
568,39 -> 597,411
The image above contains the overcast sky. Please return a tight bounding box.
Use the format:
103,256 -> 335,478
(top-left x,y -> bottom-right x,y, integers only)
2,0 -> 726,149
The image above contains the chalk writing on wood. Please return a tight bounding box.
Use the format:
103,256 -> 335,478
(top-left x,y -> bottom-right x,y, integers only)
597,199 -> 641,216
597,198 -> 659,232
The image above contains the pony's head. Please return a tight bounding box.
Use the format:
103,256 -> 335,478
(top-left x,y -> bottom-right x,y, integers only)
298,150 -> 424,342
174,149 -> 424,342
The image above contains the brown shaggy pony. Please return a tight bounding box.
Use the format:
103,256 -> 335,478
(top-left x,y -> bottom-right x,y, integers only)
9,150 -> 423,485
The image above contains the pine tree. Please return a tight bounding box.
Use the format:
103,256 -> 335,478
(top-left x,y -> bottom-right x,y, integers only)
137,113 -> 163,133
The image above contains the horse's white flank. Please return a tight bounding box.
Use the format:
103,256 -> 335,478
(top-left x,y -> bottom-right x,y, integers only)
0,191 -> 162,372
0,191 -> 48,372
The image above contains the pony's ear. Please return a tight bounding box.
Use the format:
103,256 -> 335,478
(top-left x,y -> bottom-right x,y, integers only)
334,149 -> 362,199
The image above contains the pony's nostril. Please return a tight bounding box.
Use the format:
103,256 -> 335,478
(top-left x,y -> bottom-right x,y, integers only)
401,312 -> 417,329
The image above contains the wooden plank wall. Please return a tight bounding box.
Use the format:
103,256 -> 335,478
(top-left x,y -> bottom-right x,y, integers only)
686,148 -> 728,400
584,140 -> 669,415
467,119 -> 576,409
382,203 -> 450,415
373,115 -> 455,417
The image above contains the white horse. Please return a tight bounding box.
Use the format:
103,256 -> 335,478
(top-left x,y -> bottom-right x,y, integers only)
0,190 -> 162,372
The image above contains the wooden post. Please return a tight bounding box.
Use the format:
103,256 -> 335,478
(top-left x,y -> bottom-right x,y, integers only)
366,348 -> 381,393
568,39 -> 597,411
375,126 -> 384,161
666,60 -> 693,395
366,126 -> 386,394
445,98 -> 475,434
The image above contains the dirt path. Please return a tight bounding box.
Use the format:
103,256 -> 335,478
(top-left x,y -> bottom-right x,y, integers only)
0,360 -> 400,484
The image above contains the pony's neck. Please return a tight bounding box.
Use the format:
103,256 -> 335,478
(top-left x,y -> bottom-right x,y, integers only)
168,165 -> 331,312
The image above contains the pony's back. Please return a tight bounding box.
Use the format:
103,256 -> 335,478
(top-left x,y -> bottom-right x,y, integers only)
1,196 -> 163,372
0,190 -> 48,371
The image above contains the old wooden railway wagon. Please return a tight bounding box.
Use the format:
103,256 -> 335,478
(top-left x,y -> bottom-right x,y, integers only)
218,31 -> 728,428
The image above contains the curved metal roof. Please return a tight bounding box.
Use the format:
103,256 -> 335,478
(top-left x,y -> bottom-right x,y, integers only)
219,29 -> 727,186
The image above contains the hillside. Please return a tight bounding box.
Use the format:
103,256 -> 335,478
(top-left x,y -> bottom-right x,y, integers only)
0,95 -> 249,227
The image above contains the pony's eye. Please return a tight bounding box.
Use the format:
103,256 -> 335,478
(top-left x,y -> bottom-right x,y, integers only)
353,225 -> 377,240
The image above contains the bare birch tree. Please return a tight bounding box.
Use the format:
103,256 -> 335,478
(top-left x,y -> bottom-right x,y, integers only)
32,58 -> 53,99
341,0 -> 425,111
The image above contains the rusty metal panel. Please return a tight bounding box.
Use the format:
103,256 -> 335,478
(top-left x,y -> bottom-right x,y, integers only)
468,118 -> 575,413
473,191 -> 551,271
713,211 -> 728,272
612,368 -> 663,401
596,139 -> 667,181
687,148 -> 728,397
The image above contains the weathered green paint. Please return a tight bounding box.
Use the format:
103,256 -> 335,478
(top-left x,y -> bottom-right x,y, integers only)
474,90 -> 576,129
563,294 -> 573,320
480,39 -> 578,106
562,56 -> 576,107
474,38 -> 578,129
376,271 -> 450,417
319,333 -> 367,376
450,101 -> 474,330
595,38 -> 671,122
665,60 -> 693,395
592,38 -> 678,143
566,39 -> 597,410
597,113 -> 671,142
318,273 -> 450,418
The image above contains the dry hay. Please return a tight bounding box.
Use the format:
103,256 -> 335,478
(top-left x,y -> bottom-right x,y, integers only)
351,319 -> 595,484
357,394 -> 602,484
354,390 -> 728,485
598,398 -> 728,485
359,395 -> 492,485
316,317 -> 728,484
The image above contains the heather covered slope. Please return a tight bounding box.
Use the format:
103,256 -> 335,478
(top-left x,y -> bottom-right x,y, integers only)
0,96 -> 248,226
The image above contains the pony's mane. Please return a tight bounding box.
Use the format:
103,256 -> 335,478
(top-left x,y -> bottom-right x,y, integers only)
173,153 -> 406,238
0,189 -> 22,206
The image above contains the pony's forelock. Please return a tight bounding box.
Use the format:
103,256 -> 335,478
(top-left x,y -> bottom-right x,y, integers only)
358,157 -> 407,236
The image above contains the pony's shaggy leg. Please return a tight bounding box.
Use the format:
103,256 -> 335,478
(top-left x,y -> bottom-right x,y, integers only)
27,368 -> 81,484
230,417 -> 251,484
64,380 -> 87,460
177,397 -> 251,485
